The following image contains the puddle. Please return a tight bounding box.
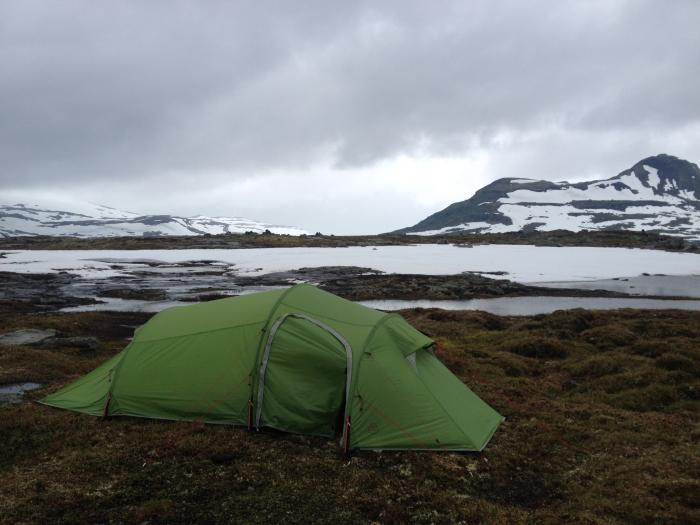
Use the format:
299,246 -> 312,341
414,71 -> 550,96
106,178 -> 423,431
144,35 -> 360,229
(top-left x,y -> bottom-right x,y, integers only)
0,329 -> 57,346
0,382 -> 43,403
360,296 -> 700,316
62,297 -> 187,313
536,275 -> 700,298
62,292 -> 700,316
60,286 -> 282,313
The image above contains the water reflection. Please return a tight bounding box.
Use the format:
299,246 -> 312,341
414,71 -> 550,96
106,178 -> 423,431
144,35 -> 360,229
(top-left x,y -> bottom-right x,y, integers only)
360,296 -> 700,316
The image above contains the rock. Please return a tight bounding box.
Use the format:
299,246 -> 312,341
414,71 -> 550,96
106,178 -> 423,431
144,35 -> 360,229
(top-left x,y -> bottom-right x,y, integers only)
98,288 -> 168,301
234,266 -> 383,287
0,271 -> 101,311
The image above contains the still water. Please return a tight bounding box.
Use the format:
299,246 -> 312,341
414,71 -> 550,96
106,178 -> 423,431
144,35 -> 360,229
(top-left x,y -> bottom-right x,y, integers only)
360,296 -> 700,316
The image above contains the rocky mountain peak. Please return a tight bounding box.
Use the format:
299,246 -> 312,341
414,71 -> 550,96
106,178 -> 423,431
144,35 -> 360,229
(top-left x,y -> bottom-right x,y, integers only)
623,154 -> 700,196
397,155 -> 700,240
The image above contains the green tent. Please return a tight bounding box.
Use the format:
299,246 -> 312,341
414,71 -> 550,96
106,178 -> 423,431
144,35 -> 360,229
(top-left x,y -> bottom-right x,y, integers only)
41,284 -> 503,451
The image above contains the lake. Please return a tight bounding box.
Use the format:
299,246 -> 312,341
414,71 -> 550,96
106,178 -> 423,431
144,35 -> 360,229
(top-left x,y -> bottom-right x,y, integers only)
4,244 -> 700,314
360,297 -> 700,316
2,244 -> 699,282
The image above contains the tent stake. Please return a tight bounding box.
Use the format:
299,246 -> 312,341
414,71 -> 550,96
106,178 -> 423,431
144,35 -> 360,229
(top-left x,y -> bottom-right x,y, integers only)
102,392 -> 112,420
343,416 -> 351,455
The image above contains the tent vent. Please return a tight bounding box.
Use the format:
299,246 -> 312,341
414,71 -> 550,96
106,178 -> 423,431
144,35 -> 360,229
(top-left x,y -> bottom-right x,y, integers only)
406,353 -> 417,371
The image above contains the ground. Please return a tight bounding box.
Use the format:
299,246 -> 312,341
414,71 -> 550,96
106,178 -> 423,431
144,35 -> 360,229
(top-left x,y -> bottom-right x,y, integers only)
1,301 -> 699,524
0,229 -> 696,252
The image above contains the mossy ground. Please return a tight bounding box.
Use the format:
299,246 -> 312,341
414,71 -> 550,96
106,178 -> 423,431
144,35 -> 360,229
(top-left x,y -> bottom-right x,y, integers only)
1,304 -> 699,524
0,229 -> 695,252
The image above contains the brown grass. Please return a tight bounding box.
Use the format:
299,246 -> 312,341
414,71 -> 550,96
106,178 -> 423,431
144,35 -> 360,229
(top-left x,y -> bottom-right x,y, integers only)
1,307 -> 699,523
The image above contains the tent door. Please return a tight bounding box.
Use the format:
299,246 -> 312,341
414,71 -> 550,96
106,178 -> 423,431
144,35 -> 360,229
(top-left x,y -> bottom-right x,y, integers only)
255,314 -> 352,438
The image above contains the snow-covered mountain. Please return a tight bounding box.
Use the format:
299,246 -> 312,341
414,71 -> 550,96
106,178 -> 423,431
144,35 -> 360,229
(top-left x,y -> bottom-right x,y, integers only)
0,199 -> 308,237
398,154 -> 700,241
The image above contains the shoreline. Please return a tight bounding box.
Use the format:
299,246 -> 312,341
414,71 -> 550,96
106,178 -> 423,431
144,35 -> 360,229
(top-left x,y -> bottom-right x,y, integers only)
3,266 -> 700,315
1,229 -> 697,252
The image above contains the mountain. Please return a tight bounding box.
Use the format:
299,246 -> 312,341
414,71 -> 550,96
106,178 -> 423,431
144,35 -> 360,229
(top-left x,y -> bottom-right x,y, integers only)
0,199 -> 308,238
398,154 -> 700,240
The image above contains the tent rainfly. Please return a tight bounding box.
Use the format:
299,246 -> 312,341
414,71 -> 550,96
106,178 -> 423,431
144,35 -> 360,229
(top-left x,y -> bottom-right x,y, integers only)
41,284 -> 503,452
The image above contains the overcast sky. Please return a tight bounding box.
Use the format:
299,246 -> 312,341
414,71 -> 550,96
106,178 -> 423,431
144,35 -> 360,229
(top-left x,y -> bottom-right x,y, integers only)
2,1 -> 699,233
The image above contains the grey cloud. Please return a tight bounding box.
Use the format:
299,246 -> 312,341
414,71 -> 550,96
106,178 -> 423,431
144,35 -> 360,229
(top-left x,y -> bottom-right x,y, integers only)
1,0 -> 699,205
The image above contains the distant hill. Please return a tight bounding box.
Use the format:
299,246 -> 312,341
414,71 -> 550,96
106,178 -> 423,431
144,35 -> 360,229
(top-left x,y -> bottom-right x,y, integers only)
0,199 -> 307,238
397,154 -> 700,241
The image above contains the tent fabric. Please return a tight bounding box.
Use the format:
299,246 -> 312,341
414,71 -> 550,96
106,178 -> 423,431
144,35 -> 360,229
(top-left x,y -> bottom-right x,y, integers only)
41,284 -> 503,451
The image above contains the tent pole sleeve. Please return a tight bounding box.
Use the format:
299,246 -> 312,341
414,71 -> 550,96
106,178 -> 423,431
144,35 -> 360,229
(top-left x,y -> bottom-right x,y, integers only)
103,341 -> 136,410
254,315 -> 289,428
344,312 -> 396,441
249,285 -> 301,420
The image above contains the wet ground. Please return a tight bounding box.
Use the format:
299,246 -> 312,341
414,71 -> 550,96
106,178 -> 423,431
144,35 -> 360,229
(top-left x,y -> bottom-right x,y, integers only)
0,382 -> 42,403
2,256 -> 699,316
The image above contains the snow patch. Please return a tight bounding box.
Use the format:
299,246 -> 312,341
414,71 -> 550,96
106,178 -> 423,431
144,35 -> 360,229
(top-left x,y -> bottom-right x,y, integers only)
643,165 -> 660,189
412,163 -> 700,240
0,199 -> 308,238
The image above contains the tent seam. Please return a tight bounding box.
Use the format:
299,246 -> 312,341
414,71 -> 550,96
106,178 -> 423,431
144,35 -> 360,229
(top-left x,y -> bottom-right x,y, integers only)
345,311 -> 396,445
249,284 -> 303,415
103,341 -> 135,413
133,319 -> 267,343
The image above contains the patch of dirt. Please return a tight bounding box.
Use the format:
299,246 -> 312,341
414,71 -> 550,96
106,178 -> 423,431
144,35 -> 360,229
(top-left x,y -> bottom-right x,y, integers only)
97,288 -> 168,301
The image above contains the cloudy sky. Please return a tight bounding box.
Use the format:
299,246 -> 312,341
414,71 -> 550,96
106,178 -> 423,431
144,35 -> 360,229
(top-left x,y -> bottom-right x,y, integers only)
2,1 -> 699,233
